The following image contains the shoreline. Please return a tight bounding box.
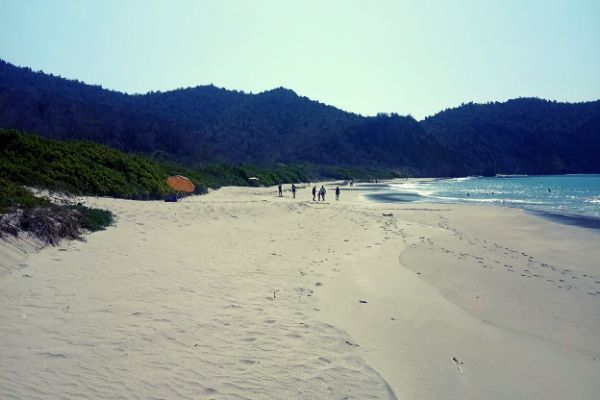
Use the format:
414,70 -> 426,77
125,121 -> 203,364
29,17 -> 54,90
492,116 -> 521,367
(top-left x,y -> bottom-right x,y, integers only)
527,209 -> 600,230
361,176 -> 600,231
1,185 -> 599,399
319,193 -> 600,398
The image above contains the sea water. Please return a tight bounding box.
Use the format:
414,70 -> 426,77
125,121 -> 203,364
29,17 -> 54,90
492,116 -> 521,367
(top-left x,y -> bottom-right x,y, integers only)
365,175 -> 600,228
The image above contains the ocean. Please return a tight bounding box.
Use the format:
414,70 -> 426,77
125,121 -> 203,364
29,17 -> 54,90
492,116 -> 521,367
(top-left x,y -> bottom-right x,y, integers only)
364,175 -> 600,228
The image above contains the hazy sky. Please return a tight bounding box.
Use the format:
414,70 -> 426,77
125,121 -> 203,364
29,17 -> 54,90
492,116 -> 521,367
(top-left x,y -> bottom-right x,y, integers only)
1,0 -> 599,118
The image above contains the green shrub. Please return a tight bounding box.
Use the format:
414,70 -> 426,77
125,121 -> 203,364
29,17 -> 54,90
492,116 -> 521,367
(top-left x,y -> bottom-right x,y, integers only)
75,206 -> 114,232
0,129 -> 171,199
0,177 -> 48,213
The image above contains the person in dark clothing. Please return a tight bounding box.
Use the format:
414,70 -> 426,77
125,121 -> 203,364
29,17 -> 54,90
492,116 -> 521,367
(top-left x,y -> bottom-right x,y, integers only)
291,184 -> 296,199
312,186 -> 317,201
278,184 -> 283,197
320,186 -> 326,201
335,186 -> 340,200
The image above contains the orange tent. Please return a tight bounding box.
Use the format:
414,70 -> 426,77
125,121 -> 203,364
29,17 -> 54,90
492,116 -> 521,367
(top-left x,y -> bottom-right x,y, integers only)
166,175 -> 195,193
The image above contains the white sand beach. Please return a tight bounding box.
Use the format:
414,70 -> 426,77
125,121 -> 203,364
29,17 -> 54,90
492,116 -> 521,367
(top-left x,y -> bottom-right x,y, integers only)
1,185 -> 599,399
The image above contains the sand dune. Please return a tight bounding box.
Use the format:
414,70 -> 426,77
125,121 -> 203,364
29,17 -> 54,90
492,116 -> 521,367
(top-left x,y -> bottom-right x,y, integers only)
1,185 -> 599,399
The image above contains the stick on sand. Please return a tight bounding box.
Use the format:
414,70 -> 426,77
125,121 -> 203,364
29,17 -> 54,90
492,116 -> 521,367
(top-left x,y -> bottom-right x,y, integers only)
452,357 -> 463,374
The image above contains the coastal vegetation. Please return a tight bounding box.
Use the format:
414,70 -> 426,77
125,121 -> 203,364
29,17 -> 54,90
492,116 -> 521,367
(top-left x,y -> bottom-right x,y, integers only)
0,129 -> 400,243
0,129 -> 392,198
0,176 -> 113,244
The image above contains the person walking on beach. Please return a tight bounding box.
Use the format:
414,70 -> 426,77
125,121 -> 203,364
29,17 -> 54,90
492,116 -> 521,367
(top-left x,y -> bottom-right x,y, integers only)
278,184 -> 283,197
335,186 -> 340,200
291,184 -> 296,199
312,186 -> 317,201
320,186 -> 326,201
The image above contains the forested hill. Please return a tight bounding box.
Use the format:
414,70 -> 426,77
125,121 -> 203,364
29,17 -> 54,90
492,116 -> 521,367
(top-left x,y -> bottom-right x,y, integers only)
422,99 -> 600,175
0,60 -> 462,176
1,59 -> 599,176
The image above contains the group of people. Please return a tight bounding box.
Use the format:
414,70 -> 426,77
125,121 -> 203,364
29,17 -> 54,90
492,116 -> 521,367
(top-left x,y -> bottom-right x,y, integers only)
278,183 -> 340,201
312,185 -> 328,201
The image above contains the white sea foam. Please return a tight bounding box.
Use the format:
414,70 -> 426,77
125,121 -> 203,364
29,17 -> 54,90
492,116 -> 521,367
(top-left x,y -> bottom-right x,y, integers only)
447,176 -> 479,182
379,175 -> 600,219
389,183 -> 437,197
432,196 -> 547,205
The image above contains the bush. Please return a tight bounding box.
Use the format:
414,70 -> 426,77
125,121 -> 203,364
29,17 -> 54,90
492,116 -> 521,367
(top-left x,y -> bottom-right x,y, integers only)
75,206 -> 114,232
0,129 -> 171,199
18,207 -> 82,245
1,204 -> 114,244
0,177 -> 48,212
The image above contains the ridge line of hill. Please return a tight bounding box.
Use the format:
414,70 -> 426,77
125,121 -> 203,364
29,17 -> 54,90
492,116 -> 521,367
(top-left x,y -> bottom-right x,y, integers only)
1,59 -> 599,176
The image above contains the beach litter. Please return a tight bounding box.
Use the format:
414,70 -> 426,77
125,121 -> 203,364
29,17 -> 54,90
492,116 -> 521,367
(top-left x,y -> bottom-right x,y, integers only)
452,356 -> 463,374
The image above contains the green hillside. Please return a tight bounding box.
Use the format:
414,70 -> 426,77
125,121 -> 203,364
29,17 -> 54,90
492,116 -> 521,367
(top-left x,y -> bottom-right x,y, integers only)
0,129 -> 313,199
1,129 -> 172,198
1,129 -> 403,243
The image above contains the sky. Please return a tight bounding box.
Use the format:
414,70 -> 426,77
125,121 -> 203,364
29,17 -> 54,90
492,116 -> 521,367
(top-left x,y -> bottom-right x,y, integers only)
1,0 -> 599,119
